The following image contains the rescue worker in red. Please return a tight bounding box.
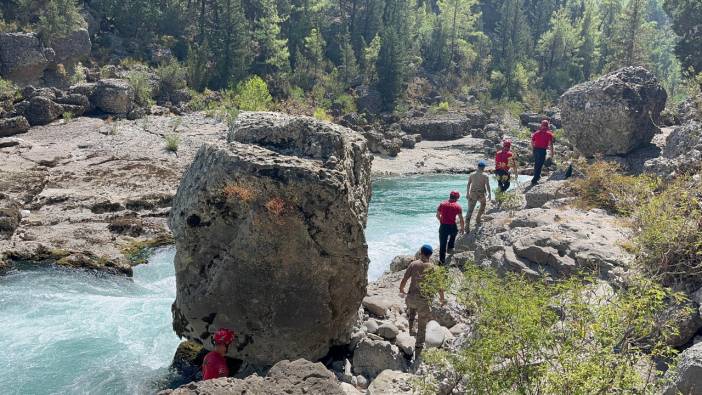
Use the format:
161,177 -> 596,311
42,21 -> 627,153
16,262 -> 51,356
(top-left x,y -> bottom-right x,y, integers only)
531,120 -> 555,185
202,328 -> 235,380
436,191 -> 465,264
495,139 -> 518,192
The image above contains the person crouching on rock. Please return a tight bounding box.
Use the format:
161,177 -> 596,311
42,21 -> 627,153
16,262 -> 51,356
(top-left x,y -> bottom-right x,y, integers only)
531,120 -> 555,186
466,160 -> 491,232
495,139 -> 518,192
202,328 -> 235,380
399,244 -> 445,358
436,191 -> 465,264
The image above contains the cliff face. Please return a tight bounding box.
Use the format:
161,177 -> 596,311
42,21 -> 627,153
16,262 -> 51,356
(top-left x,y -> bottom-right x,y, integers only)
169,112 -> 372,366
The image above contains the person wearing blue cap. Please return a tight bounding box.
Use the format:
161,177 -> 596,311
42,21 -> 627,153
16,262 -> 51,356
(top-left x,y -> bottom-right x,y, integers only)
400,244 -> 445,359
466,160 -> 491,232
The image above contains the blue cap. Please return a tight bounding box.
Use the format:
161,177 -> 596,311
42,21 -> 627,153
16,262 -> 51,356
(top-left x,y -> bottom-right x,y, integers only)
420,244 -> 433,256
478,160 -> 487,168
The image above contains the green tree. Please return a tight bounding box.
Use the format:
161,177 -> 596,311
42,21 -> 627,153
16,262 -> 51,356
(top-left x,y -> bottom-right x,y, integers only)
375,0 -> 410,109
493,0 -> 531,98
536,9 -> 583,93
578,1 -> 600,80
611,0 -> 654,68
37,0 -> 85,44
663,0 -> 702,74
597,0 -> 623,72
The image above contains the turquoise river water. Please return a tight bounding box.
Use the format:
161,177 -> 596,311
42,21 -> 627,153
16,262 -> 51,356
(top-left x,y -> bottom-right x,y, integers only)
0,174 -> 523,394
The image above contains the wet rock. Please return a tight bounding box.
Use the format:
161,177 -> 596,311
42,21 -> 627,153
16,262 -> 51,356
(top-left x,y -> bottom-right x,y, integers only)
367,370 -> 415,395
171,340 -> 205,375
560,66 -> 667,156
169,112 -> 372,366
0,116 -> 30,137
352,338 -> 406,378
93,79 -> 135,114
0,32 -> 52,85
160,359 -> 345,395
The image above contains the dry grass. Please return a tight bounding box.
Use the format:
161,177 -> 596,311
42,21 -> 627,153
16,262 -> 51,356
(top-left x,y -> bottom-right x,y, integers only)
265,197 -> 286,217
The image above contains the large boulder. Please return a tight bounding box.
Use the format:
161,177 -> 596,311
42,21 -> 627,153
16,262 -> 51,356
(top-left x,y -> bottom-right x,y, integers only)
160,359 -> 345,395
50,28 -> 91,67
560,67 -> 667,156
169,112 -> 372,366
400,111 -> 486,141
92,79 -> 135,114
0,32 -> 53,85
663,342 -> 702,395
0,116 -> 30,137
22,96 -> 62,126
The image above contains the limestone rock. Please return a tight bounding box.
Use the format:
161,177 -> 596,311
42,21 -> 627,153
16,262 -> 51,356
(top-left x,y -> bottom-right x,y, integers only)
390,255 -> 416,272
364,319 -> 379,334
352,338 -> 406,378
663,342 -> 702,395
171,340 -> 205,377
340,382 -> 362,395
363,295 -> 396,318
22,96 -> 62,126
425,320 -> 450,348
161,359 -> 344,395
0,116 -> 30,137
93,79 -> 135,114
0,32 -> 52,85
377,322 -> 400,340
51,28 -> 91,67
363,130 -> 401,157
0,194 -> 21,240
169,112 -> 372,366
367,370 -> 416,395
560,67 -> 667,156
524,180 -> 572,209
400,111 -> 486,141
394,332 -> 416,356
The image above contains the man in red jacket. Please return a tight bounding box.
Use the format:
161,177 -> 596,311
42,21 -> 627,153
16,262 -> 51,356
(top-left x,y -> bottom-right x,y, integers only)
531,120 -> 555,186
495,139 -> 518,192
436,191 -> 464,264
202,328 -> 236,380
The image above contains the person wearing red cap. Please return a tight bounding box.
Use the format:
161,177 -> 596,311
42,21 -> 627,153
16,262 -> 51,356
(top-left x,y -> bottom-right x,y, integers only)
436,191 -> 464,264
495,139 -> 518,192
531,120 -> 555,185
202,328 -> 236,380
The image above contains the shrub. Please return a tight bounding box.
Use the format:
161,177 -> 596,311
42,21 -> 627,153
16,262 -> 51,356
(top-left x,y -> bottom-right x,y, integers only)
569,161 -> 660,216
37,0 -> 86,45
203,89 -> 239,126
437,101 -> 449,112
164,134 -> 180,152
235,76 -> 273,111
419,266 -> 685,394
126,69 -> 154,107
633,178 -> 702,286
333,93 -> 357,115
156,60 -> 188,98
265,197 -> 286,217
0,78 -> 17,100
62,111 -> 74,122
313,107 -> 332,122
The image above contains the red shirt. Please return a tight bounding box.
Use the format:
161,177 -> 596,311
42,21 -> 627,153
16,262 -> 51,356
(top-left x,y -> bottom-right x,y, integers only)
438,200 -> 462,225
495,150 -> 513,171
532,129 -> 554,149
202,351 -> 229,380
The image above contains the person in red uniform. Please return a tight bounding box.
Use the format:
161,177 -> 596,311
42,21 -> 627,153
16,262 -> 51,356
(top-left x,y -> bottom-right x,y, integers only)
495,139 -> 518,192
436,191 -> 465,264
531,120 -> 555,185
202,328 -> 236,380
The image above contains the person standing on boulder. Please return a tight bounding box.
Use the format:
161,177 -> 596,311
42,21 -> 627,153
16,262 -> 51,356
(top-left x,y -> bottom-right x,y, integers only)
436,191 -> 465,264
399,244 -> 445,358
466,160 -> 491,232
531,120 -> 555,185
202,328 -> 235,380
495,139 -> 518,192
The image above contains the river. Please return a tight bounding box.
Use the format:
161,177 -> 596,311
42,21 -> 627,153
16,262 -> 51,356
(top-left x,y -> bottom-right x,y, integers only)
0,174 -> 522,394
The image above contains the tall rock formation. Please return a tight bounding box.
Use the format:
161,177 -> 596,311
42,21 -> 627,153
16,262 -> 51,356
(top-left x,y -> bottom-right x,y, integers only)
169,112 -> 372,366
560,67 -> 667,156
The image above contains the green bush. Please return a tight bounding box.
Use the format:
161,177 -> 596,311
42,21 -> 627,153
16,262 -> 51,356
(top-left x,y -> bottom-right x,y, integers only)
126,70 -> 154,107
62,111 -> 74,122
333,93 -> 357,115
0,78 -> 17,100
633,178 -> 702,286
418,266 -> 685,394
437,101 -> 449,112
164,134 -> 180,152
156,60 -> 188,98
37,0 -> 86,45
69,62 -> 86,85
569,161 -> 660,216
313,107 -> 332,122
235,76 -> 272,112
203,89 -> 239,126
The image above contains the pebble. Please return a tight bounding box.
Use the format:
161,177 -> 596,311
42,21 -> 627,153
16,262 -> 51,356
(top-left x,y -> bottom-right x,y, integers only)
364,318 -> 379,334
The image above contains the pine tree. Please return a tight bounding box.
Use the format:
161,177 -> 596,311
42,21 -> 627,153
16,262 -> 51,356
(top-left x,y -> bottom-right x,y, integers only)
663,0 -> 702,74
578,0 -> 600,80
493,0 -> 530,98
376,0 -> 410,109
340,33 -> 360,87
537,8 -> 583,93
611,0 -> 652,68
597,0 -> 623,72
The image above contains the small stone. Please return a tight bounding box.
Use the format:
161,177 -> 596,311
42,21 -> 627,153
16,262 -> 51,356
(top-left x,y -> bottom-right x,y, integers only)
376,322 -> 400,340
394,332 -> 415,356
449,323 -> 468,336
424,320 -> 447,348
363,295 -> 393,318
364,318 -> 379,334
356,375 -> 368,389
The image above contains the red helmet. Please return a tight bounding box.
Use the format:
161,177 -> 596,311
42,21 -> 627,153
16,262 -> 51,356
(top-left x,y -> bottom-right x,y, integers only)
213,328 -> 236,346
449,191 -> 460,200
502,139 -> 512,149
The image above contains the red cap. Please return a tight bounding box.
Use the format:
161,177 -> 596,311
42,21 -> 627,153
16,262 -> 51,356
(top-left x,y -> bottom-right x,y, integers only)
502,139 -> 512,149
449,191 -> 460,200
213,328 -> 236,346
541,119 -> 549,127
